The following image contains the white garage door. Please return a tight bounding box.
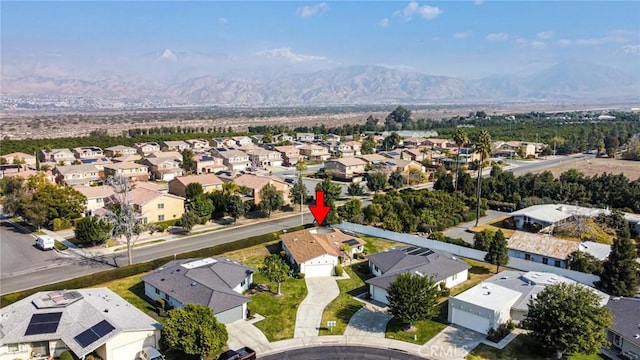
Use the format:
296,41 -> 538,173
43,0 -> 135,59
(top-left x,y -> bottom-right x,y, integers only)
370,286 -> 389,305
302,263 -> 334,277
451,308 -> 491,335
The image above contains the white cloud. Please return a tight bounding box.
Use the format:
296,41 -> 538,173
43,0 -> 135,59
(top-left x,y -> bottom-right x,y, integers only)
453,30 -> 472,39
394,1 -> 443,20
474,0 -> 484,5
380,18 -> 389,28
530,40 -> 545,49
485,32 -> 509,41
255,48 -> 327,63
576,29 -> 636,45
218,17 -> 228,24
623,44 -> 640,54
376,63 -> 415,72
557,39 -> 572,46
297,3 -> 328,18
536,31 -> 554,40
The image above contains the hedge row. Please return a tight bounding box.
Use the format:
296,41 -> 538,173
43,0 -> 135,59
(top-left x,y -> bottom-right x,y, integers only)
1,224 -> 308,307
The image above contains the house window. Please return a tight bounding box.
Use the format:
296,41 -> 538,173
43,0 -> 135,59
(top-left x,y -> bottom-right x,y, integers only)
8,343 -> 19,352
158,203 -> 164,209
158,215 -> 165,221
524,254 -> 531,261
554,260 -> 561,267
542,257 -> 549,265
373,264 -> 379,272
155,288 -> 160,295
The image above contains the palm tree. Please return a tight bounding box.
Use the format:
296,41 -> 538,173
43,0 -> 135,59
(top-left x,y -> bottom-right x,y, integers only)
474,130 -> 492,227
452,129 -> 469,191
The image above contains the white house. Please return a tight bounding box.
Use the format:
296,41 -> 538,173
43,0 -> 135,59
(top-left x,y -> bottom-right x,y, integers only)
366,246 -> 471,305
448,270 -> 609,334
142,257 -> 254,324
0,288 -> 161,360
73,185 -> 115,216
280,227 -> 365,277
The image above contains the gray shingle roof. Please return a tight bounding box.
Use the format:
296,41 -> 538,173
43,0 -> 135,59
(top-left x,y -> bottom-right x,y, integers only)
366,247 -> 471,290
606,297 -> 640,347
0,288 -> 160,358
142,257 -> 254,313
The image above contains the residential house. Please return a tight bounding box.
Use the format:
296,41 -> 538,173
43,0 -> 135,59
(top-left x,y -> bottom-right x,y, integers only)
104,145 -> 137,158
274,146 -> 303,166
185,139 -> 210,151
273,133 -> 294,143
194,153 -> 226,174
246,149 -> 283,168
53,164 -> 102,186
209,138 -> 236,148
73,185 -> 114,216
141,157 -> 183,181
250,135 -> 264,144
296,133 -> 315,142
298,144 -> 330,161
402,137 -> 427,148
604,297 -> 640,359
492,141 -> 536,158
334,143 -> 355,158
280,227 -> 365,277
344,141 -> 362,156
212,149 -> 251,172
0,152 -> 37,167
134,181 -> 169,194
168,174 -> 223,198
324,157 -> 368,180
110,154 -> 142,163
425,138 -> 451,149
126,187 -> 185,223
366,246 -> 471,305
0,167 -> 56,184
356,153 -> 389,166
160,140 -> 190,152
375,159 -> 425,175
134,142 -> 161,156
142,257 -> 254,324
232,136 -> 253,147
232,174 -> 291,205
41,148 -> 76,165
102,162 -> 149,182
448,270 -> 609,334
507,231 -> 611,269
72,147 -> 104,160
0,288 -> 161,360
326,133 -> 341,142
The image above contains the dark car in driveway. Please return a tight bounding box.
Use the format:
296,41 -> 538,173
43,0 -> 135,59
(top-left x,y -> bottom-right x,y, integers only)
217,346 -> 257,360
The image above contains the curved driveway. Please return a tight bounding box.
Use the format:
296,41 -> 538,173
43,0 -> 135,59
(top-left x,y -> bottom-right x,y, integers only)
294,277 -> 340,338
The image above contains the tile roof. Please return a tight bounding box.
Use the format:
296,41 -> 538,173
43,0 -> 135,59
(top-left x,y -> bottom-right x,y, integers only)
507,231 -> 580,259
329,157 -> 368,167
366,246 -> 471,290
606,297 -> 640,347
103,162 -> 147,170
171,174 -> 223,187
127,187 -> 183,206
142,257 -> 254,313
280,227 -> 364,264
72,185 -> 114,199
54,164 -> 101,175
0,288 -> 160,358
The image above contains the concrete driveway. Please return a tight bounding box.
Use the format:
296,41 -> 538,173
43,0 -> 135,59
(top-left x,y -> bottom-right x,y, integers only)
344,301 -> 392,338
419,325 -> 484,360
443,210 -> 508,244
226,315 -> 273,354
293,277 -> 340,338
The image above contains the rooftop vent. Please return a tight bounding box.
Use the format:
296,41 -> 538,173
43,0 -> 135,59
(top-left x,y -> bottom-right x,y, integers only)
500,276 -> 508,280
191,282 -> 197,286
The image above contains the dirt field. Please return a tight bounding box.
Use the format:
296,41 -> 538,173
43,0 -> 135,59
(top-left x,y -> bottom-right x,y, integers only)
530,157 -> 640,181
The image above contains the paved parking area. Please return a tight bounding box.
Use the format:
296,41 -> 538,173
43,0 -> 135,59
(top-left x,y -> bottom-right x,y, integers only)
294,277 -> 340,338
344,300 -> 391,338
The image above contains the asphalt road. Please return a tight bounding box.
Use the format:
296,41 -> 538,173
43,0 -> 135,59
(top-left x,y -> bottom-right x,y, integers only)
0,213 -> 316,295
260,346 -> 426,360
0,221 -> 66,277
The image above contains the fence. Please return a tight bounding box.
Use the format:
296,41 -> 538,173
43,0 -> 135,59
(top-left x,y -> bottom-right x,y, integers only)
334,222 -> 600,286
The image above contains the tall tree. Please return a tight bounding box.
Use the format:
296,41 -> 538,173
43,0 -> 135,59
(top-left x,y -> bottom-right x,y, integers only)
289,177 -> 307,209
452,128 -> 469,191
387,273 -> 439,328
388,171 -> 404,189
181,148 -> 196,174
74,216 -> 112,246
365,171 -> 387,193
522,283 -> 612,358
102,175 -> 142,266
260,254 -> 290,296
162,304 -> 228,360
347,182 -> 364,197
258,184 -> 284,217
361,134 -> 377,155
190,193 -> 214,223
180,211 -> 199,233
474,130 -> 492,226
315,177 -> 342,204
599,233 -> 639,296
566,250 -> 603,275
185,182 -> 204,201
385,106 -> 412,127
484,229 -> 509,273
226,194 -> 245,223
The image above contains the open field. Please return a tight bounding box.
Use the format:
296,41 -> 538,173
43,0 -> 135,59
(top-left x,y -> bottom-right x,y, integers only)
529,157 -> 640,181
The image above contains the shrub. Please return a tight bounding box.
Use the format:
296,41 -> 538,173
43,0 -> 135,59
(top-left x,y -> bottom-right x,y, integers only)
297,272 -> 306,280
59,351 -> 75,360
335,264 -> 344,276
487,320 -> 515,343
52,218 -> 73,231
156,298 -> 166,310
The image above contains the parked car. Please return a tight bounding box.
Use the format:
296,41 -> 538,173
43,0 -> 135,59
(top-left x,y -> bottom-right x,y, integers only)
137,347 -> 165,360
620,351 -> 639,360
217,346 -> 256,360
35,235 -> 55,251
284,177 -> 295,184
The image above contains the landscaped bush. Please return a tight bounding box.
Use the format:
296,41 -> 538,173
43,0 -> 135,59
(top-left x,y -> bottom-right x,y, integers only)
52,218 -> 73,231
297,272 -> 306,280
335,264 -> 344,276
59,351 -> 75,360
487,320 -> 515,343
154,219 -> 179,232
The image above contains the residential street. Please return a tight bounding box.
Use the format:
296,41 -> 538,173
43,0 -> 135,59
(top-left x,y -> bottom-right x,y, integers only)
442,210 -> 508,244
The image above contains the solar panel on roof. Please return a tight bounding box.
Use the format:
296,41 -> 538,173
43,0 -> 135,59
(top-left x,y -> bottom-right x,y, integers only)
24,312 -> 62,336
92,320 -> 115,337
343,239 -> 360,246
404,246 -> 418,254
74,320 -> 115,348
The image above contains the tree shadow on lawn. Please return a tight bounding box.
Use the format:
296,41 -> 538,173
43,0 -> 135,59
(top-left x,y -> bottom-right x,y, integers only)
469,265 -> 491,275
336,303 -> 365,324
128,281 -> 160,315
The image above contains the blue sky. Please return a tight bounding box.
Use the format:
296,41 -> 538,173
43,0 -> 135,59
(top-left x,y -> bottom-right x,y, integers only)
2,1 -> 639,79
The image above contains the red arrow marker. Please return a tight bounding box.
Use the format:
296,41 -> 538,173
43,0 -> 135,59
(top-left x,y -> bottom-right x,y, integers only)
309,190 -> 331,225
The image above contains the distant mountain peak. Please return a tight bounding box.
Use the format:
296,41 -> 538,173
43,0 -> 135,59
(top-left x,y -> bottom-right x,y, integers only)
158,49 -> 178,63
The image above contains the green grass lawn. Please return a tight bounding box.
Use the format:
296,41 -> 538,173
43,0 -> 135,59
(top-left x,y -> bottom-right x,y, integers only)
467,335 -> 603,360
318,262 -> 372,336
92,272 -> 160,320
360,235 -> 404,254
247,273 -> 307,341
385,302 -> 448,344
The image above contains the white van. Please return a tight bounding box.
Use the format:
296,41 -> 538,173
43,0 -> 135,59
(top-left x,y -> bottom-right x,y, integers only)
35,235 -> 55,251
137,347 -> 165,360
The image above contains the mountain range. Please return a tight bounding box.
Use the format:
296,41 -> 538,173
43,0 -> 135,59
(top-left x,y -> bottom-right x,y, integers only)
2,59 -> 638,106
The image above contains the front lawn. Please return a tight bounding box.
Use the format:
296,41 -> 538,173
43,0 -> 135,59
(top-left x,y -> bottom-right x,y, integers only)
467,335 -> 603,360
360,235 -> 405,254
319,262 -> 372,336
92,272 -> 159,320
385,302 -> 448,344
